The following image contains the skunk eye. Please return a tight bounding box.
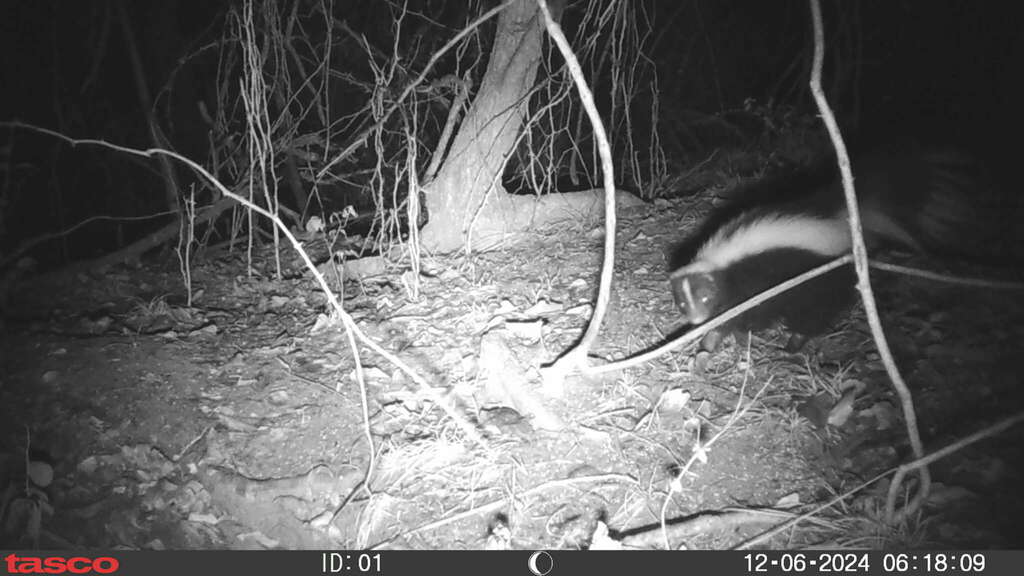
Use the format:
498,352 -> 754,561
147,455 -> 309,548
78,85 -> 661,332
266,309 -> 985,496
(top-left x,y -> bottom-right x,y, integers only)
694,275 -> 716,305
694,285 -> 713,304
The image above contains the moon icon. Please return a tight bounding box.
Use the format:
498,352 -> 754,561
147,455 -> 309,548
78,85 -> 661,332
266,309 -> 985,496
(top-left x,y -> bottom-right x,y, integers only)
527,551 -> 553,576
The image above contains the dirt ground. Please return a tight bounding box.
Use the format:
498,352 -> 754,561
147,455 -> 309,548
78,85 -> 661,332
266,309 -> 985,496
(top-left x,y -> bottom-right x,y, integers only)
2,198 -> 1023,550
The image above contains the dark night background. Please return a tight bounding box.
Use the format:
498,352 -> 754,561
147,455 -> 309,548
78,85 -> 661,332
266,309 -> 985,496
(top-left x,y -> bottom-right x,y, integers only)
1,0 -> 1021,264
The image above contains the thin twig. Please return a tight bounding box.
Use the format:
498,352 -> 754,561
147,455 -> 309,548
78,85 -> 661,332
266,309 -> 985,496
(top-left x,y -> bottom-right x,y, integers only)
316,0 -> 517,181
659,340 -> 774,549
736,410 -> 1024,549
0,210 -> 176,270
807,0 -> 928,523
585,255 -> 853,375
888,410 -> 1024,514
536,0 -> 619,381
870,260 -> 1024,291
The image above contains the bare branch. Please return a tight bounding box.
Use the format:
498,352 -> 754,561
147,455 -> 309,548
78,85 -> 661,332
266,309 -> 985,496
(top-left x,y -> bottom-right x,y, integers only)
807,0 -> 929,523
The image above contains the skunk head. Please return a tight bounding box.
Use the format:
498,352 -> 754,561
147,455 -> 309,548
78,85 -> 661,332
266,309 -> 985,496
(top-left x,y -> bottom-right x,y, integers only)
669,262 -> 719,324
669,212 -> 851,327
667,145 -> 982,341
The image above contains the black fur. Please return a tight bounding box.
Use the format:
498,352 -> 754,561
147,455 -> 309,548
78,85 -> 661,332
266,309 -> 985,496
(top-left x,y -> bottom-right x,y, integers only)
668,142 -> 987,354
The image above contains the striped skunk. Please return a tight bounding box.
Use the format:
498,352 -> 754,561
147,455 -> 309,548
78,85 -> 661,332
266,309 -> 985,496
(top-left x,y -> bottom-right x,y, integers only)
668,144 -> 985,354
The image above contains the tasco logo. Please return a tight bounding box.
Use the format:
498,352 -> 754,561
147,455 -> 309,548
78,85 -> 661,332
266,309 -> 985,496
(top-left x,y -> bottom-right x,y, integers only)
4,554 -> 119,574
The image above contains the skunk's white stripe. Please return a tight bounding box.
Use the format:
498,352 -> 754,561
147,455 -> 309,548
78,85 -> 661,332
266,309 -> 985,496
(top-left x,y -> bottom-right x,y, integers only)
680,277 -> 695,309
694,213 -> 852,269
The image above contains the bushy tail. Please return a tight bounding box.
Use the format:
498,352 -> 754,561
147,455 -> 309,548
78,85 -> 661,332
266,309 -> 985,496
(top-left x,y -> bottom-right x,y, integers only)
853,145 -> 1000,261
913,149 -> 986,253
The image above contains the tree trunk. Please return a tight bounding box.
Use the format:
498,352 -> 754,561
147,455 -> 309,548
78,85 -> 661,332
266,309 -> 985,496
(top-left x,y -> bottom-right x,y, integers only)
421,0 -> 606,254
